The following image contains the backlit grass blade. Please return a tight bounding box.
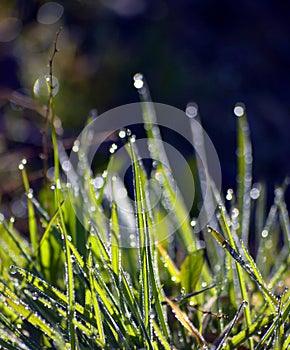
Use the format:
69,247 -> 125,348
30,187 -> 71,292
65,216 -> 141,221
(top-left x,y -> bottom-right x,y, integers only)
236,106 -> 252,243
179,249 -> 204,305
1,220 -> 32,268
157,242 -> 180,283
110,200 -> 120,279
128,139 -> 152,339
29,203 -> 63,278
20,162 -> 38,253
134,76 -> 195,252
87,250 -> 105,343
59,223 -> 78,350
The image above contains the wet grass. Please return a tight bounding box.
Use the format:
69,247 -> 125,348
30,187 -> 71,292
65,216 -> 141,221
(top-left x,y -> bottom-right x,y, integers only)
0,73 -> 289,349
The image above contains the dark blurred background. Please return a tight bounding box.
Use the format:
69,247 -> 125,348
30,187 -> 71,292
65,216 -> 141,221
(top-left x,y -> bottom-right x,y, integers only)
0,0 -> 289,218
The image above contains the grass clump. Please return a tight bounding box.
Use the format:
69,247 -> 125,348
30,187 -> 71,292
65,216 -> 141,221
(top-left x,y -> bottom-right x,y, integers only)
0,51 -> 289,349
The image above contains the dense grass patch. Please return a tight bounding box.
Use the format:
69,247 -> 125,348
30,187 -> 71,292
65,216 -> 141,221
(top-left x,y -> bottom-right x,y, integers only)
0,53 -> 289,349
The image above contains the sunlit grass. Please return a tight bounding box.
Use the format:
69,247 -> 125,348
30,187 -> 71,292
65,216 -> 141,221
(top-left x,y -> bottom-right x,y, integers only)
0,69 -> 289,349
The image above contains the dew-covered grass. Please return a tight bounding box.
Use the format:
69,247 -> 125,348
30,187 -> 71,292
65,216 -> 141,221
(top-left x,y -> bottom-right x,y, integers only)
0,51 -> 289,349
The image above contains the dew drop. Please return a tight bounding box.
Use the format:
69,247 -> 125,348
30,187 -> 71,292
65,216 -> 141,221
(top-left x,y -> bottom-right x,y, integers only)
130,135 -> 136,143
61,160 -> 71,172
93,176 -> 104,189
32,292 -> 39,301
133,73 -> 144,89
261,229 -> 268,238
231,208 -> 239,219
226,188 -> 233,201
33,75 -> 59,98
27,189 -> 34,199
190,218 -> 196,227
234,103 -> 245,117
109,143 -> 118,154
186,102 -> 198,118
171,276 -> 177,282
118,129 -> 126,139
10,265 -> 17,274
250,187 -> 260,199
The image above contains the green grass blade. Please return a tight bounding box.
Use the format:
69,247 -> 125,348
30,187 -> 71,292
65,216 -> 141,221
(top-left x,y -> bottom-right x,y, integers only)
236,106 -> 252,243
20,163 -> 38,253
152,319 -> 172,350
241,240 -> 277,312
110,200 -> 120,279
208,224 -> 254,348
58,214 -> 77,349
128,139 -> 152,338
87,250 -> 105,343
157,243 -> 180,283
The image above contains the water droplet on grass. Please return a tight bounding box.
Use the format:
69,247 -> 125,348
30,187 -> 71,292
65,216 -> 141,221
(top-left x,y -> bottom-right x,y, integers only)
186,102 -> 198,118
133,73 -> 144,89
226,188 -> 234,200
190,218 -> 196,227
118,129 -> 126,139
10,265 -> 17,274
261,229 -> 268,238
33,75 -> 59,98
234,103 -> 245,117
250,187 -> 260,199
